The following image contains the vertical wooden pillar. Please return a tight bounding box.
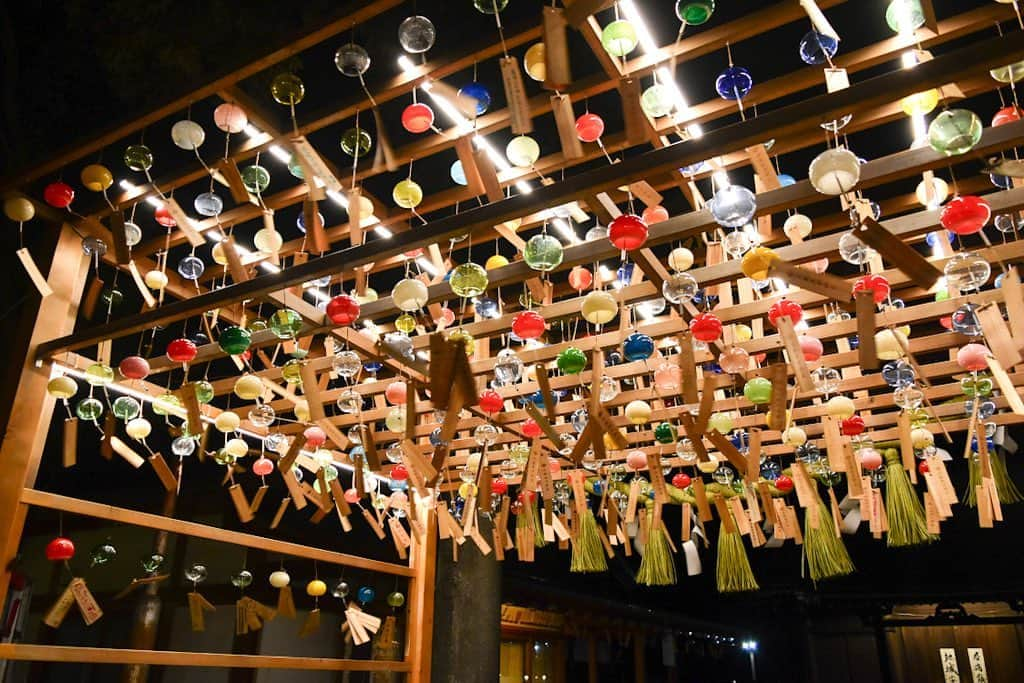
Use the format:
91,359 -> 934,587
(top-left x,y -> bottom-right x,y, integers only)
634,632 -> 646,682
121,490 -> 178,683
587,636 -> 598,683
406,506 -> 437,682
0,224 -> 90,604
430,516 -> 500,683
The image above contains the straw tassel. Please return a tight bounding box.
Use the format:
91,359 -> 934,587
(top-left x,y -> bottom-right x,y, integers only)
570,506 -> 608,573
716,522 -> 758,593
516,496 -> 546,548
637,517 -> 677,586
883,449 -> 935,547
965,449 -> 1022,506
803,492 -> 855,582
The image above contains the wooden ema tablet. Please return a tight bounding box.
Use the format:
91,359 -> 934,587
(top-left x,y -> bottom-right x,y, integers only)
790,461 -> 815,510
679,413 -> 710,462
214,158 -> 250,204
222,235 -> 250,283
188,591 -> 216,631
500,56 -> 532,135
705,430 -> 747,473
774,317 -> 814,392
302,198 -> 329,253
746,144 -> 781,191
428,333 -> 457,408
534,363 -> 558,421
746,428 -> 762,483
757,482 -> 777,527
297,363 -> 326,422
472,143 -> 504,203
820,414 -> 845,472
986,354 -> 1024,415
853,290 -> 878,371
172,382 -> 204,438
646,452 -> 670,503
454,136 -> 485,195
316,418 -> 351,454
109,437 -> 145,469
278,432 -> 307,473
713,497 -> 737,534
162,197 -> 207,246
568,419 -> 596,465
127,260 -> 157,308
677,332 -> 700,403
728,496 -> 751,536
551,94 -> 582,161
769,258 -> 853,302
109,210 -> 130,265
629,181 -> 663,208
228,484 -> 254,523
288,135 -> 342,192
590,405 -> 627,449
149,453 -> 178,492
523,402 -> 561,448
477,458 -> 493,512
281,466 -> 307,510
694,374 -> 726,435
619,76 -> 647,145
405,382 -> 417,440
857,218 -> 943,289
976,303 -> 1022,370
542,6 -> 571,89
692,477 -> 713,522
63,418 -> 78,468
399,440 -> 436,489
897,411 -> 918,483
768,363 -> 788,431
999,266 -> 1024,341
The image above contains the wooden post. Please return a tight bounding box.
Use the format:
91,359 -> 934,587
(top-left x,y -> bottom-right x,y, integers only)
121,490 -> 177,683
0,224 -> 89,604
634,632 -> 646,682
405,505 -> 437,682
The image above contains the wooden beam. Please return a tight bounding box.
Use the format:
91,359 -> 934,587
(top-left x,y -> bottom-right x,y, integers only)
0,225 -> 90,604
0,645 -> 411,672
21,489 -> 414,576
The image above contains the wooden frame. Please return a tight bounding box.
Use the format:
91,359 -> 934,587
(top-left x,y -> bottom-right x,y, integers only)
5,3 -> 1024,678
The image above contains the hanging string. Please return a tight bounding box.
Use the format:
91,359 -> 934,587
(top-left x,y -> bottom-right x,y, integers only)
491,0 -> 510,58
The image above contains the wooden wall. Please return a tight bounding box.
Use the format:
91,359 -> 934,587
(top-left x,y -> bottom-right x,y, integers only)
886,624 -> 1024,683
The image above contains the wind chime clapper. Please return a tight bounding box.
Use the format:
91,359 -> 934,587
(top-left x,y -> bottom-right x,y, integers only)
428,332 -> 479,445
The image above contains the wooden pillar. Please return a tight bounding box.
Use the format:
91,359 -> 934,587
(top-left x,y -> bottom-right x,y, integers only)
430,515 -> 500,683
122,490 -> 178,683
0,224 -> 90,604
406,506 -> 437,682
634,632 -> 646,682
587,636 -> 598,683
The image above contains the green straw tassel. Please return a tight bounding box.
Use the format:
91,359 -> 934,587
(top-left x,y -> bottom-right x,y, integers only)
883,449 -> 935,547
516,497 -> 546,548
637,518 -> 677,586
570,508 -> 608,573
803,493 -> 855,582
964,450 -> 1023,507
715,522 -> 758,593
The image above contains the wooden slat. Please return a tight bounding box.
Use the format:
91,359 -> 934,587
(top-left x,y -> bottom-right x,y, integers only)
0,644 -> 410,672
21,489 -> 413,576
542,7 -> 572,91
